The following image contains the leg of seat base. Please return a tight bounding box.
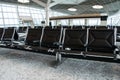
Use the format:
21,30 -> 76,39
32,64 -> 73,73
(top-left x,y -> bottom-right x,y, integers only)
114,50 -> 117,60
56,52 -> 62,62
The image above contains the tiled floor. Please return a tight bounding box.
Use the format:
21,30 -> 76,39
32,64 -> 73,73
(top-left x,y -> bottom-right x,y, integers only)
0,48 -> 120,80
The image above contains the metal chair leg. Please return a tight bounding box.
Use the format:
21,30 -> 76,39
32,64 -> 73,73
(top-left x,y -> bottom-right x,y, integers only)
56,52 -> 62,62
113,50 -> 117,60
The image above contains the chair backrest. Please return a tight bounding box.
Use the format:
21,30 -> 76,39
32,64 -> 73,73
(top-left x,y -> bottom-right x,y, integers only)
88,28 -> 116,53
41,28 -> 62,48
116,27 -> 120,33
18,27 -> 28,33
63,28 -> 88,51
2,28 -> 16,41
0,28 -> 4,40
73,26 -> 83,29
96,26 -> 109,30
25,28 -> 43,46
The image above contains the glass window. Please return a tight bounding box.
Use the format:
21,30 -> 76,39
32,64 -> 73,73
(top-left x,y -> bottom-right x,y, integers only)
18,6 -> 30,13
0,13 -> 2,18
0,19 -> 3,24
3,13 -> 18,18
0,3 -> 69,27
2,7 -> 16,12
3,13 -> 12,18
72,19 -> 85,25
0,6 -> 1,12
51,20 -> 56,26
2,4 -> 15,7
12,13 -> 18,18
87,18 -> 100,26
19,13 -> 31,16
4,19 -> 9,24
107,16 -> 120,26
0,26 -> 4,28
4,19 -> 18,24
11,7 -> 17,12
60,20 -> 68,25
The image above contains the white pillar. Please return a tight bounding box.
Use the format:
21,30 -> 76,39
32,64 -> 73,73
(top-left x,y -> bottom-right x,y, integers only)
45,0 -> 51,26
45,6 -> 50,26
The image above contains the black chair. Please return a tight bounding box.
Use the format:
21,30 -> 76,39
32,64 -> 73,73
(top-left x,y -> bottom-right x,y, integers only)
12,28 -> 43,49
32,28 -> 63,53
25,28 -> 43,46
1,28 -> 18,46
55,28 -> 88,62
62,29 -> 88,52
85,28 -> 117,59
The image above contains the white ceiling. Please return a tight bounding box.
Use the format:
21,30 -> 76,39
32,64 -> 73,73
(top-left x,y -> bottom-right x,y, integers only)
0,0 -> 120,15
52,0 -> 86,4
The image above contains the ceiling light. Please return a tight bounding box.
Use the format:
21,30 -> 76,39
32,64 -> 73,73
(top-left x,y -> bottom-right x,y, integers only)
92,5 -> 103,9
68,8 -> 77,11
18,0 -> 30,3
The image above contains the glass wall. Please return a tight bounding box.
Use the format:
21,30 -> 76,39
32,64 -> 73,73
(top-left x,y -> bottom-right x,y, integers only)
0,2 -> 68,28
60,20 -> 69,25
51,18 -> 101,26
72,19 -> 85,25
2,4 -> 18,27
30,7 -> 45,26
86,18 -> 100,26
107,11 -> 120,26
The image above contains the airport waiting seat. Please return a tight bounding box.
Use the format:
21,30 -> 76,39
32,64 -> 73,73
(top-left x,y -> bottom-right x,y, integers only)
54,28 -> 88,62
1,28 -> 18,46
33,28 -> 63,53
84,28 -> 117,59
25,28 -> 43,46
12,28 -> 43,49
60,28 -> 88,54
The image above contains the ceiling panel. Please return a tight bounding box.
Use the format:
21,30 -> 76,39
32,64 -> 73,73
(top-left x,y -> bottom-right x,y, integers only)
80,0 -> 118,5
0,0 -> 119,15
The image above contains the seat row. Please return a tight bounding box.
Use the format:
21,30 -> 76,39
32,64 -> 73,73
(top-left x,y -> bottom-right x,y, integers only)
57,28 -> 118,62
0,27 -> 119,62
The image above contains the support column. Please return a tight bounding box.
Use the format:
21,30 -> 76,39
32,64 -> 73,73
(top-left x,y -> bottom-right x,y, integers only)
45,6 -> 50,26
45,0 -> 51,26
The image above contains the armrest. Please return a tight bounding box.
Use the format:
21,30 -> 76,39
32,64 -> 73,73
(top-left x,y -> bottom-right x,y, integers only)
65,48 -> 71,51
53,42 -> 62,46
33,40 -> 40,43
